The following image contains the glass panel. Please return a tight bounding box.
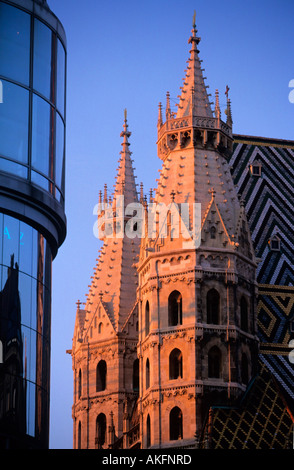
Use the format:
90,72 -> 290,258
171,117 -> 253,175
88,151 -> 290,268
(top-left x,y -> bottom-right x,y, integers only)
31,170 -> 49,192
19,220 -> 33,277
26,381 -> 36,437
0,3 -> 30,85
55,187 -> 63,203
43,240 -> 52,292
2,214 -> 20,268
35,331 -> 43,387
30,277 -> 37,332
30,229 -> 38,281
0,158 -> 28,179
22,325 -> 31,379
33,19 -> 52,100
18,272 -> 32,330
0,214 -> 2,288
0,80 -> 29,163
31,94 -> 51,176
55,113 -> 65,190
56,39 -> 65,116
29,329 -> 37,385
0,214 -> 52,445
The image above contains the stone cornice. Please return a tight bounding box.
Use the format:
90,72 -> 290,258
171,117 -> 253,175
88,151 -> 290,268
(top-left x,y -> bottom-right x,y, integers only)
138,323 -> 259,349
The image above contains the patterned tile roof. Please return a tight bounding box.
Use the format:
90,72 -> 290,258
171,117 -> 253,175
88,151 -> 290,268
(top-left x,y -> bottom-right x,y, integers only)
204,362 -> 293,449
229,137 -> 294,430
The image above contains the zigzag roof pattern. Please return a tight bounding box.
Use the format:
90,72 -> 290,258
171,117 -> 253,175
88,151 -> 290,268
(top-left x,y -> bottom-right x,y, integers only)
230,136 -> 294,421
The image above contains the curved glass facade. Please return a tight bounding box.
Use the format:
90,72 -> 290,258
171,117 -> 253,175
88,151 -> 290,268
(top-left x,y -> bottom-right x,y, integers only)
0,0 -> 67,449
0,1 -> 66,204
0,213 -> 52,448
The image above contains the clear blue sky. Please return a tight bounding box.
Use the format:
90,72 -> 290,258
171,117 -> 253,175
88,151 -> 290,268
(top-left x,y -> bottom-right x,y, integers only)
47,0 -> 294,449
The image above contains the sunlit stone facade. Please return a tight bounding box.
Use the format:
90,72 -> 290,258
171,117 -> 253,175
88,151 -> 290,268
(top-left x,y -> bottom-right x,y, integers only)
70,16 -> 293,450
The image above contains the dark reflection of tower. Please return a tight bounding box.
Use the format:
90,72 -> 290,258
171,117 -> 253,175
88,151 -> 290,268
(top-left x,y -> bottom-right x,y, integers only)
0,254 -> 26,448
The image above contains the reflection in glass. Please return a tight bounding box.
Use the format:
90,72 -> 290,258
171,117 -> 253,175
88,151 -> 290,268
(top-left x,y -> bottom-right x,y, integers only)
30,278 -> 37,333
18,273 -> 32,331
26,381 -> 36,437
19,221 -> 33,277
0,213 -> 52,446
31,95 -> 51,176
2,215 -> 20,269
0,3 -> 30,85
0,255 -> 26,438
0,80 -> 29,163
30,229 -> 39,282
55,113 -> 65,191
56,39 -> 65,116
33,19 -> 52,100
0,7 -> 66,206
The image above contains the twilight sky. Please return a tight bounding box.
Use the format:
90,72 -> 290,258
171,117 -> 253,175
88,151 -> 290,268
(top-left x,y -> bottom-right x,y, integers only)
47,0 -> 294,449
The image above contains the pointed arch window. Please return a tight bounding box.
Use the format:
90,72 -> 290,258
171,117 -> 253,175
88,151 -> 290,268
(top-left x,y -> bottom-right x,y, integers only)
133,359 -> 139,392
240,296 -> 248,332
208,346 -> 221,378
78,369 -> 82,399
145,300 -> 150,336
98,322 -> 103,334
78,421 -> 82,449
146,414 -> 151,448
169,406 -> 183,441
96,360 -> 107,392
207,288 -> 220,324
241,353 -> 249,385
168,290 -> 182,326
96,413 -> 107,448
210,226 -> 216,239
169,348 -> 183,380
146,358 -> 150,390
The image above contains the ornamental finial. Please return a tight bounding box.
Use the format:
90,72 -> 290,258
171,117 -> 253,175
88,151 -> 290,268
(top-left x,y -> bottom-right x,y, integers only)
193,10 -> 196,28
214,89 -> 221,119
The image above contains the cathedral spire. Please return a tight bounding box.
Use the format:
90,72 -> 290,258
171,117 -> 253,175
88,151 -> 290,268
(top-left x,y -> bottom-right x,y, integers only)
166,92 -> 172,121
113,109 -> 138,208
157,102 -> 163,128
225,86 -> 233,127
81,110 -> 140,333
214,89 -> 221,120
176,11 -> 213,119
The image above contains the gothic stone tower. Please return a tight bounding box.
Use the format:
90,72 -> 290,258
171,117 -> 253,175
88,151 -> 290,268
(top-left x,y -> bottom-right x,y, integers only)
70,16 -> 260,450
136,18 -> 259,448
70,115 -> 141,449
